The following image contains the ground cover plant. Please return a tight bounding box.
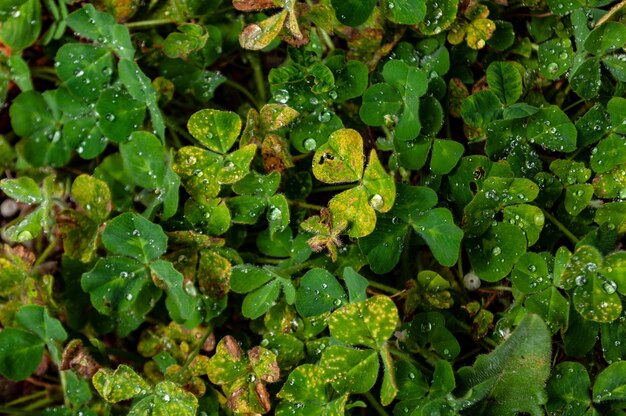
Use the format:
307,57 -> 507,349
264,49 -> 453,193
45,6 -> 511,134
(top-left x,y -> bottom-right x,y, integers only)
0,0 -> 626,414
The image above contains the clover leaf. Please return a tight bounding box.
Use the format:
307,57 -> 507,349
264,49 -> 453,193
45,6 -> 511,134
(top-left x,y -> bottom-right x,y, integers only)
360,60 -> 428,141
206,336 -> 279,414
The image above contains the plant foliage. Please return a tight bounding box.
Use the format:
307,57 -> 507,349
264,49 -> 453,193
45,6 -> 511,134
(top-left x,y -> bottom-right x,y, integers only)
1,0 -> 626,414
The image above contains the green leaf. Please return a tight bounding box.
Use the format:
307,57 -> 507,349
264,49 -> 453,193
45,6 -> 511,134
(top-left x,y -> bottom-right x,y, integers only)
188,109 -> 242,154
362,150 -> 396,213
584,22 -> 626,56
591,134 -> 626,173
55,44 -> 114,102
573,270 -> 622,323
467,223 -> 527,282
547,362 -> 591,414
231,265 -> 275,294
0,177 -> 42,204
380,345 -> 398,406
129,381 -> 198,416
162,23 -> 207,59
525,287 -> 569,334
527,105 -> 577,152
66,4 -> 134,60
416,270 -> 453,309
457,314 -> 551,416
593,361 -> 626,403
510,252 -> 551,294
358,216 -> 408,274
81,256 -> 157,317
71,174 -> 112,224
382,60 -> 428,140
502,204 -> 544,246
228,195 -> 267,224
329,296 -> 399,349
331,0 -> 375,26
150,259 -> 194,322
413,208 -> 464,267
419,0 -> 458,35
233,171 -> 281,196
92,364 -> 151,403
101,212 -> 168,262
538,38 -> 573,80
359,83 -> 402,129
0,0 -> 40,50
569,57 -> 601,99
15,305 -> 67,362
96,87 -> 146,143
267,194 -> 290,236
260,104 -> 299,131
326,58 -> 369,102
205,336 -> 249,385
120,132 -> 165,190
0,328 -> 44,381
239,10 -> 287,50
342,267 -> 368,303
430,139 -> 464,175
564,183 -> 593,215
384,0 -> 425,25
320,346 -> 379,394
219,144 -> 257,185
607,97 -> 626,135
461,90 -> 503,128
486,61 -> 522,105
173,146 -> 222,202
118,59 -> 164,140
312,128 -> 364,184
328,186 -> 377,238
406,312 -> 460,359
295,268 -> 347,317
243,280 -> 281,319
3,206 -> 45,242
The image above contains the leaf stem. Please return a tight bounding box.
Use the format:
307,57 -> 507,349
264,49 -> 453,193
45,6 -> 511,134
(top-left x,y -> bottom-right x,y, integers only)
367,279 -> 400,295
595,0 -> 626,26
34,239 -> 56,269
287,200 -> 325,211
4,390 -> 47,407
247,53 -> 267,103
541,208 -> 580,244
124,19 -> 175,29
224,79 -> 261,109
363,391 -> 391,416
175,327 -> 212,381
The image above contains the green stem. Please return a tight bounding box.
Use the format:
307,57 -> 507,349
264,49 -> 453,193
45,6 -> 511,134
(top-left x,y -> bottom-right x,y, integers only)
59,371 -> 69,408
541,208 -> 580,244
125,19 -> 174,29
247,53 -> 267,103
562,98 -> 586,112
4,390 -> 47,407
22,395 -> 60,412
388,347 -> 433,376
0,406 -> 33,415
224,79 -> 260,109
486,285 -> 513,292
453,318 -> 498,348
34,239 -> 56,268
311,184 -> 354,193
596,0 -> 626,26
287,200 -> 325,211
363,391 -> 391,416
367,279 -> 400,295
281,260 -> 314,275
176,327 -> 213,382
